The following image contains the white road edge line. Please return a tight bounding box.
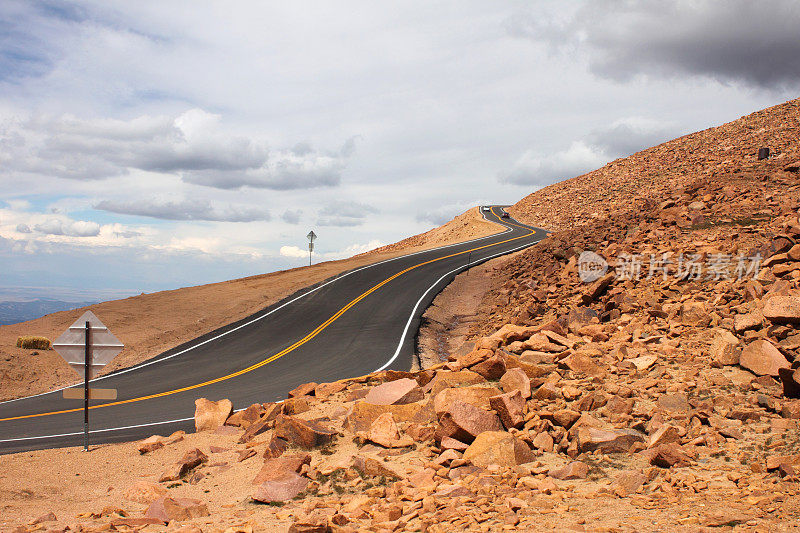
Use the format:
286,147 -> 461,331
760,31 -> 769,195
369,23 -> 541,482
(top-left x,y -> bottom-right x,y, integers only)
0,417 -> 194,443
0,207 -> 510,405
374,212 -> 541,372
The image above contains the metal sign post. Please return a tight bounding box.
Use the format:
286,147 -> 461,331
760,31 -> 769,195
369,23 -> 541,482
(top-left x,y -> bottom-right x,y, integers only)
83,321 -> 90,451
52,311 -> 123,452
307,230 -> 317,267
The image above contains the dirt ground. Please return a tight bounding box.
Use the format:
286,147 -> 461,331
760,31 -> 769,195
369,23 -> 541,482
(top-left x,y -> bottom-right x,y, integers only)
0,208 -> 500,401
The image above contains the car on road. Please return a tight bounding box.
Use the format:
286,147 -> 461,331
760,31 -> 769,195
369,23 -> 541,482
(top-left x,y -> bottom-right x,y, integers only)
482,207 -> 491,211
501,212 -> 510,218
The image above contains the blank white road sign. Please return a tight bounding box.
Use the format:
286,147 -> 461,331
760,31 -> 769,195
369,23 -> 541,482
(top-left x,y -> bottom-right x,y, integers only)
52,311 -> 124,380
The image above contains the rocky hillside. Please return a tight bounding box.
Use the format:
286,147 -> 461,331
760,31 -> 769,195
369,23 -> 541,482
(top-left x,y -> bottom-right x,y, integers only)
6,99 -> 800,531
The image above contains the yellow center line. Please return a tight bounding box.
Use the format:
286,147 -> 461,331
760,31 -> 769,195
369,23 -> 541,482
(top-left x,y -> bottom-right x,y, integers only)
0,208 -> 539,423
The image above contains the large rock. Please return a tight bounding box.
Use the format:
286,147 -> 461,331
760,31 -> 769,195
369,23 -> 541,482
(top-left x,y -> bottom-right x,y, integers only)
252,453 -> 311,484
540,408 -> 581,429
490,324 -> 537,344
363,412 -> 413,448
238,403 -> 283,443
764,296 -> 800,324
499,368 -> 531,399
710,330 -> 740,366
681,301 -> 710,327
581,273 -> 613,304
440,436 -> 469,451
646,443 -> 692,468
463,431 -> 535,467
470,352 -> 507,380
225,403 -> 265,429
424,370 -> 486,396
263,435 -> 289,459
548,461 -> 589,480
489,390 -> 525,429
532,431 -> 554,452
614,470 -> 647,496
657,393 -> 690,414
647,424 -> 681,448
122,482 -> 167,504
352,455 -> 404,479
436,400 -> 503,443
158,448 -> 208,482
433,385 -> 501,415
194,398 -> 233,432
364,378 -> 423,405
521,332 -> 564,353
576,427 -> 645,454
740,339 -> 790,377
288,382 -> 318,398
252,471 -> 309,503
274,415 -> 337,449
137,435 -> 166,454
559,352 -> 604,377
315,381 -> 347,399
145,497 -> 209,522
734,311 -> 764,332
345,400 -> 434,433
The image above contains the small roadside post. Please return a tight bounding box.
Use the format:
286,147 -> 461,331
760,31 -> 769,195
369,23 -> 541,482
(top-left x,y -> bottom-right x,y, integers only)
307,230 -> 317,267
52,311 -> 123,451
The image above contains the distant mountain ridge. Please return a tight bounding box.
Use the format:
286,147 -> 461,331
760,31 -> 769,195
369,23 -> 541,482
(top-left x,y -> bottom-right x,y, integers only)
0,299 -> 97,326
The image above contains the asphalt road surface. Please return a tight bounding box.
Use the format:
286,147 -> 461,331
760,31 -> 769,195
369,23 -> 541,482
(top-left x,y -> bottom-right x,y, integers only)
0,206 -> 546,454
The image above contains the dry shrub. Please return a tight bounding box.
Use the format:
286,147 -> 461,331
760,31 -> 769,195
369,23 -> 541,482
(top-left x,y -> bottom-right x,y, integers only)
16,336 -> 52,350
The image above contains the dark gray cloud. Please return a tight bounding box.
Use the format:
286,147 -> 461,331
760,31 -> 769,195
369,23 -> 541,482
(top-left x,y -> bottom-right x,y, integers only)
95,198 -> 271,222
34,218 -> 100,237
0,109 -> 350,190
281,209 -> 302,225
317,200 -> 377,227
512,0 -> 800,90
182,156 -> 343,190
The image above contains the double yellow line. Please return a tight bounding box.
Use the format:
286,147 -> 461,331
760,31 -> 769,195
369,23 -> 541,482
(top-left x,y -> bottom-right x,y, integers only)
0,208 -> 537,423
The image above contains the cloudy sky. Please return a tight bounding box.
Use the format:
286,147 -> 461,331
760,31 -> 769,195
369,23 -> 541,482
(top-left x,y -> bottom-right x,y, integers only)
0,1 -> 797,301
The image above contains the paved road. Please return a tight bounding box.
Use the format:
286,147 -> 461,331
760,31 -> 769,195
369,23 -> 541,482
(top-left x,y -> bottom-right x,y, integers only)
0,207 -> 546,454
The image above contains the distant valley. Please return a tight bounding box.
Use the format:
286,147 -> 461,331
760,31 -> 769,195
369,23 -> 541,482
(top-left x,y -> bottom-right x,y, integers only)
0,299 -> 97,326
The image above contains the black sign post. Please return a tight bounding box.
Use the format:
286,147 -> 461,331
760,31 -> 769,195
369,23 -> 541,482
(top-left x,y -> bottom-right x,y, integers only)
53,311 -> 123,452
83,321 -> 90,452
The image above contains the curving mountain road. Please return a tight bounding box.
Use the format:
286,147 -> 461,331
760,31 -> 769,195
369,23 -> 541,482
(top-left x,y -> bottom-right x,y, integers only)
0,207 -> 546,454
